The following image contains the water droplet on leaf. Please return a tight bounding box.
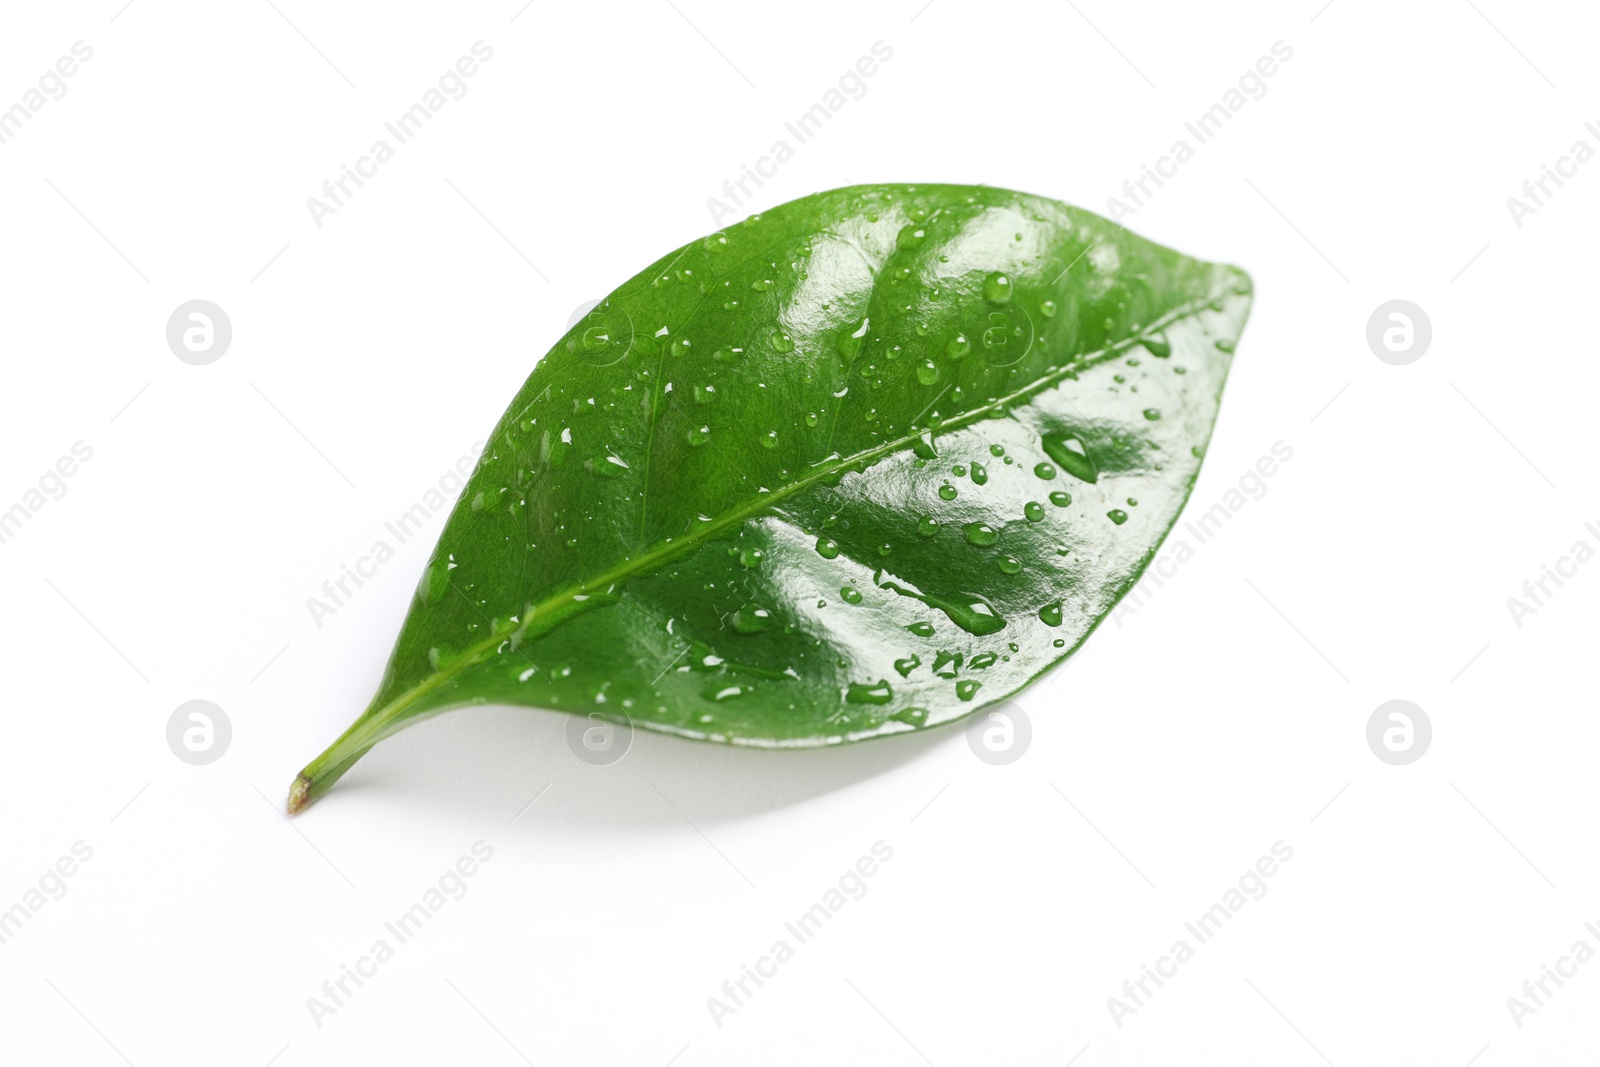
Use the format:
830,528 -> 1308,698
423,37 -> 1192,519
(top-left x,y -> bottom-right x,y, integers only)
846,680 -> 893,705
923,592 -> 1005,636
963,522 -> 998,546
1041,433 -> 1098,483
732,605 -> 771,633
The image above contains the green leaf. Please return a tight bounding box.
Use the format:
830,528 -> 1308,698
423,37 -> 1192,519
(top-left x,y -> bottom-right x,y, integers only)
289,183 -> 1251,813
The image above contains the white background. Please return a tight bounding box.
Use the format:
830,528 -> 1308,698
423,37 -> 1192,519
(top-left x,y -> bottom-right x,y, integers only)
1,1 -> 1596,1063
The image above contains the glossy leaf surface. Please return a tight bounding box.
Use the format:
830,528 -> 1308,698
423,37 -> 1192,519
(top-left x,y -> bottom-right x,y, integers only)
290,183 -> 1252,812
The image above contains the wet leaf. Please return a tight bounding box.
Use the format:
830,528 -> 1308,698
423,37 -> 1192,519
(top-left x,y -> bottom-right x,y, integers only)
289,184 -> 1252,812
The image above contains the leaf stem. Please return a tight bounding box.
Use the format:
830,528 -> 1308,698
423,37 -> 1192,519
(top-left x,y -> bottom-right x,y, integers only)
288,645 -> 493,813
